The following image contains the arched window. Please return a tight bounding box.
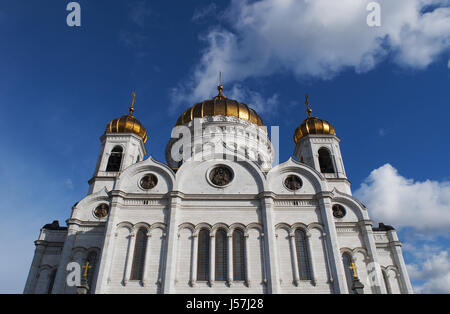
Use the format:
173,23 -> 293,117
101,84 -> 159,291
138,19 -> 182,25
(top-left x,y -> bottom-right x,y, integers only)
215,229 -> 228,281
342,252 -> 355,294
295,229 -> 312,280
85,251 -> 98,292
47,268 -> 57,294
232,229 -> 246,281
130,228 -> 148,281
318,148 -> 335,173
106,146 -> 123,172
197,229 -> 210,281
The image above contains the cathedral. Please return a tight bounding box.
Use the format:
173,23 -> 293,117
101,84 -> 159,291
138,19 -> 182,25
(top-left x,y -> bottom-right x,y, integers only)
24,85 -> 413,294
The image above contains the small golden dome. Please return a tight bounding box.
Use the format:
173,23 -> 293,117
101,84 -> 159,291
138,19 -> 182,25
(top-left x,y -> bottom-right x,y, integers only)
175,85 -> 264,127
294,116 -> 336,143
293,93 -> 336,143
105,92 -> 148,143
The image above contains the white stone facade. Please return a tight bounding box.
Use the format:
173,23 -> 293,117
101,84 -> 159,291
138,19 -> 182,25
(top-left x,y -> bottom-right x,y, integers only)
23,114 -> 414,294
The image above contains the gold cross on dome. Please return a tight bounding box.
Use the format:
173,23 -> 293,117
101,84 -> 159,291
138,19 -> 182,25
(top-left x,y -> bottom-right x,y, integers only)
82,261 -> 92,278
305,93 -> 312,117
129,92 -> 136,116
349,262 -> 358,278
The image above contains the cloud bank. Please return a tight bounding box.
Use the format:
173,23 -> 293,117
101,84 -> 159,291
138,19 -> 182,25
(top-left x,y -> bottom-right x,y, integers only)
172,0 -> 450,108
355,164 -> 450,293
354,164 -> 450,232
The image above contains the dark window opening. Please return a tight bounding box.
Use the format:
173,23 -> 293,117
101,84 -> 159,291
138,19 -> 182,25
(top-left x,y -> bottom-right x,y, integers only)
215,229 -> 228,281
295,229 -> 312,280
318,148 -> 335,173
130,228 -> 148,281
106,146 -> 123,172
197,229 -> 210,281
233,229 -> 246,281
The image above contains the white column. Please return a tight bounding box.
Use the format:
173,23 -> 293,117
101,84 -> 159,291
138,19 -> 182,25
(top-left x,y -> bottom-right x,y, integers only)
190,234 -> 198,287
209,234 -> 215,286
317,193 -> 348,293
162,194 -> 181,293
227,235 -> 233,286
244,234 -> 251,287
123,232 -> 136,286
306,233 -> 317,285
94,195 -> 121,293
388,230 -> 414,294
322,233 -> 334,284
358,220 -> 386,294
289,233 -> 300,286
51,225 -> 78,293
260,194 -> 281,293
141,233 -> 152,287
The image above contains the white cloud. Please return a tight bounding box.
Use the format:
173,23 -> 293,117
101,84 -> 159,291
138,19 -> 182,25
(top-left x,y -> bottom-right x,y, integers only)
65,178 -> 73,190
192,3 -> 218,21
407,249 -> 450,293
172,0 -> 450,108
354,164 -> 450,232
227,84 -> 279,116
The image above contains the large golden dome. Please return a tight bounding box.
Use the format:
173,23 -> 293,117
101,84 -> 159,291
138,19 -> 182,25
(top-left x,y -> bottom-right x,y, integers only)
293,94 -> 336,143
105,93 -> 148,143
175,85 -> 264,127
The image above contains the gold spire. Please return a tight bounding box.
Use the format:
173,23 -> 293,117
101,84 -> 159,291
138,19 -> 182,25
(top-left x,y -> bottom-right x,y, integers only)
305,93 -> 312,117
129,91 -> 136,116
215,71 -> 226,100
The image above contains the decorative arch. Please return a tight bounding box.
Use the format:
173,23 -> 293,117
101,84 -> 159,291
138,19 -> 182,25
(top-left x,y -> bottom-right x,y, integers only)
268,157 -> 328,193
229,223 -> 246,235
212,223 -> 230,234
194,223 -> 213,236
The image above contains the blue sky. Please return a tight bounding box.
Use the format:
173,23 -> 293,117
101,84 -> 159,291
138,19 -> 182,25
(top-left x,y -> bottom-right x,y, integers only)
0,0 -> 449,293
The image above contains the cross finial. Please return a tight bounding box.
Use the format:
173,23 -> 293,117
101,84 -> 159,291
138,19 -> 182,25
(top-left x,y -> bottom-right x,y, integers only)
129,92 -> 136,116
305,93 -> 312,117
82,261 -> 92,278
215,71 -> 226,99
349,262 -> 358,278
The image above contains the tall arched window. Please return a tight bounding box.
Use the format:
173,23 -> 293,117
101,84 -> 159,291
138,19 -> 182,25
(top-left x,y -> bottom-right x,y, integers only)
295,229 -> 312,280
342,252 -> 355,294
318,148 -> 335,173
197,229 -> 210,281
85,251 -> 98,292
106,146 -> 123,172
233,229 -> 246,281
130,228 -> 148,281
215,229 -> 228,281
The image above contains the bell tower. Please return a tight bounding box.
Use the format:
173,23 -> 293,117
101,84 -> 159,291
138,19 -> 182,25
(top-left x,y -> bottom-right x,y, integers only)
88,93 -> 148,194
293,94 -> 351,194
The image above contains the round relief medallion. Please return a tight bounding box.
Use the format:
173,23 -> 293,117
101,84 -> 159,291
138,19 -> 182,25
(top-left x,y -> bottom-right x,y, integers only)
284,175 -> 303,191
140,174 -> 158,190
332,204 -> 346,218
209,166 -> 233,187
94,203 -> 109,219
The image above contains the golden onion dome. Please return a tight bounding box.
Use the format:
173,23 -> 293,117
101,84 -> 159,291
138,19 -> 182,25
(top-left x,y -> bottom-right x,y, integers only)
175,85 -> 264,127
293,94 -> 336,143
105,92 -> 148,143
